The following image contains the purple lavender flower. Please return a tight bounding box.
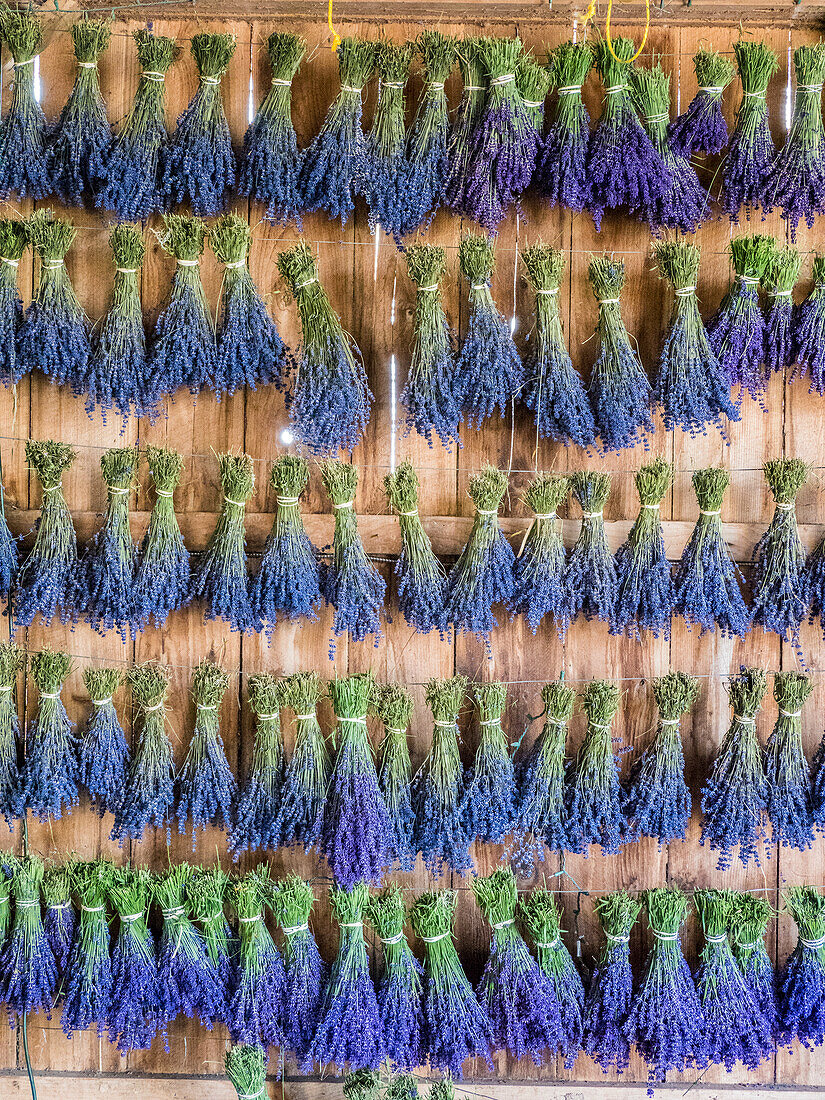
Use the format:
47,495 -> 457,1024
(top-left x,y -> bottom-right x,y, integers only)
779,886 -> 825,1049
61,861 -> 115,1038
582,891 -> 641,1072
384,461 -> 446,636
793,255 -> 825,393
722,40 -> 778,219
445,38 -> 485,216
0,503 -> 17,602
273,672 -> 329,852
270,874 -> 327,1065
229,674 -> 284,857
668,47 -> 733,158
374,684 -> 416,872
0,642 -> 23,828
133,446 -> 191,629
765,671 -> 814,852
751,458 -> 808,648
462,682 -> 516,845
762,247 -> 801,374
0,8 -> 50,201
364,42 -> 414,242
78,668 -> 129,819
365,885 -> 424,1071
188,867 -> 234,1028
227,871 -> 283,1047
515,55 -> 551,187
0,856 -> 58,1019
565,680 -> 624,856
537,41 -> 593,213
563,471 -> 617,626
732,894 -> 778,1039
42,864 -> 76,977
0,220 -> 27,387
509,474 -> 570,635
108,867 -> 159,1054
23,650 -> 79,823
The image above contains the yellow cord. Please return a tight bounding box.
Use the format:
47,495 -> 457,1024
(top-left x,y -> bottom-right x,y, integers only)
327,0 -> 341,50
580,0 -> 597,33
605,0 -> 651,64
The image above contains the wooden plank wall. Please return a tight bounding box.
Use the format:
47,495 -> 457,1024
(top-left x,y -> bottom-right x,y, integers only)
0,8 -> 823,1095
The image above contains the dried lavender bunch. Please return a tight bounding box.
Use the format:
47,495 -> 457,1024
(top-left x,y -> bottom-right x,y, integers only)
700,668 -> 769,870
111,664 -> 173,843
97,30 -> 178,221
442,465 -> 515,643
411,890 -> 493,1075
793,255 -> 825,393
582,891 -> 641,1071
0,856 -> 57,1018
191,452 -> 255,634
48,20 -> 112,205
668,47 -> 734,157
565,679 -> 624,855
61,860 -> 116,1038
587,256 -> 653,451
751,458 -> 808,647
807,521 -> 825,644
176,661 -> 237,843
401,244 -> 461,449
227,870 -> 283,1047
521,243 -> 595,448
79,668 -> 128,818
622,672 -> 699,845
274,672 -> 329,851
238,31 -> 305,225
23,650 -> 78,822
455,234 -> 522,428
0,641 -> 22,827
385,461 -> 446,635
229,674 -> 283,857
298,37 -> 376,224
0,495 -> 17,600
564,470 -> 617,625
0,859 -> 10,952
516,54 -> 552,186
133,446 -> 190,629
537,41 -> 593,212
188,866 -> 234,1026
763,247 -> 801,374
722,40 -> 779,219
364,41 -> 415,240
107,866 -> 159,1054
612,458 -> 673,639
75,445 -> 138,640
365,885 -> 424,1070
0,6 -> 49,200
270,874 -> 327,1065
42,863 -> 76,977
653,240 -> 737,437
509,474 -> 569,634
779,886 -> 825,1049
375,683 -> 416,871
766,671 -> 814,851
226,1044 -> 267,1100
278,241 -> 372,454
321,461 -> 385,651
445,37 -> 485,215
462,682 -> 516,845
0,219 -> 27,386
731,893 -> 777,1037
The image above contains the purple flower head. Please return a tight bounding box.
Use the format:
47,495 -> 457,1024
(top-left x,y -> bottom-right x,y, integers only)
779,886 -> 825,1049
668,47 -> 733,158
563,471 -> 616,626
0,856 -> 58,1018
462,682 -> 516,845
365,885 -> 424,1070
78,668 -> 130,819
107,866 -> 159,1054
508,474 -> 570,636
0,8 -> 50,200
385,461 -> 446,636
188,868 -> 235,1028
42,864 -> 76,977
731,894 -> 777,1039
61,860 -> 116,1039
765,671 -> 814,851
582,890 -> 641,1072
762,247 -> 801,374
793,255 -> 825,393
363,41 -> 414,242
23,649 -> 79,822
270,874 -> 327,1064
537,41 -> 593,212
273,672 -> 330,851
227,870 -> 284,1047
374,684 -> 416,872
565,679 -> 624,856
445,38 -> 486,215
722,40 -> 779,219
0,220 -> 28,387
0,642 -> 23,827
750,458 -> 808,649
133,446 -> 191,629
230,674 -> 285,857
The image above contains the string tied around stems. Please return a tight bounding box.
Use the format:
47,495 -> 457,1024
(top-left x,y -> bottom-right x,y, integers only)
81,904 -> 105,914
162,906 -> 185,920
120,913 -> 143,923
705,933 -> 728,943
1,258 -> 19,269
674,285 -> 697,296
380,932 -> 404,945
421,930 -> 450,943
605,932 -> 630,943
91,697 -> 112,707
651,927 -> 679,941
491,918 -> 515,930
282,923 -> 309,936
276,496 -> 300,507
536,938 -> 561,949
801,934 -> 825,949
780,709 -> 802,718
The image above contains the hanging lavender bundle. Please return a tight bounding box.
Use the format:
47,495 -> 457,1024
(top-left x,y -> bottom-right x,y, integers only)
521,243 -> 595,448
211,213 -> 290,398
442,465 -> 515,643
365,885 -> 424,1070
61,861 -> 115,1038
23,649 -> 78,822
455,234 -> 522,428
375,683 -> 415,872
146,214 -> 215,400
0,496 -> 17,600
278,241 -> 372,454
97,30 -> 178,221
763,247 -> 801,375
514,680 -> 573,869
364,41 -> 414,240
582,890 -> 643,1071
0,856 -> 57,1018
474,867 -> 561,1065
321,461 -> 385,650
751,457 -> 808,647
401,244 -> 461,449
79,667 -> 129,818
626,888 -> 708,1084
192,452 -> 255,634
731,893 -> 777,1037
779,885 -> 825,1049
42,864 -> 76,977
563,471 -> 617,626
622,672 -> 699,846
176,660 -> 237,843
75,445 -> 138,641
17,210 -> 90,390
611,458 -> 673,639
226,1044 -> 267,1100
238,32 -> 305,225
133,446 -> 190,629
227,870 -> 283,1047
586,38 -> 670,230
415,676 -> 471,876
0,219 -> 27,388
322,673 -> 392,888
793,255 -> 825,393
516,55 -> 552,188
462,681 -> 516,846
307,882 -> 383,1074
0,861 -> 11,952
445,37 -> 485,215
509,474 -> 569,634
695,888 -> 773,1070
229,674 -> 283,857
111,664 -> 173,844
274,671 -> 330,852
766,670 -> 814,851
653,240 -> 737,437
722,40 -> 779,219
565,679 -> 624,856
411,890 -> 493,1075
0,641 -> 22,827
519,887 -> 585,1066
668,47 -> 733,158
0,6 -> 49,200
269,876 -> 326,1066
48,20 -> 112,205
384,460 -> 446,634
188,866 -> 234,1025
108,866 -> 159,1054
807,523 -> 825,645
537,41 -> 593,213
700,668 -> 769,870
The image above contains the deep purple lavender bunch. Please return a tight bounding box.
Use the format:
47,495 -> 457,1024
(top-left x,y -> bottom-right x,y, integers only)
779,885 -> 825,1049
0,7 -> 49,200
107,866 -> 159,1054
374,683 -> 416,872
411,889 -> 493,1075
793,255 -> 825,393
227,870 -> 283,1047
78,667 -> 129,819
813,725 -> 825,828
509,474 -> 570,635
766,670 -> 815,851
384,461 -> 446,635
722,40 -> 779,219
61,860 -> 115,1038
700,667 -> 769,870
364,41 -> 415,241
581,890 -> 641,1071
322,673 -> 392,888
0,641 -> 23,827
455,234 -> 523,428
191,452 -> 255,634
668,47 -> 734,158
751,457 -> 808,648
762,247 -> 801,374
48,20 -> 112,205
42,863 -> 76,977
520,243 -> 596,448
586,38 -> 670,230
365,885 -> 424,1070
274,671 -> 330,852
563,471 -> 617,626
731,893 -> 777,1038
0,498 -> 17,601
537,41 -> 593,213
0,220 -> 28,387
298,37 -> 376,223
164,32 -> 236,215
188,867 -> 235,1027
474,866 -> 561,1065
176,660 -> 237,845
442,465 -> 515,643
445,38 -> 485,216
307,882 -> 383,1074
462,681 -> 516,845
23,649 -> 78,822
270,875 -> 326,1063
587,256 -> 653,451
74,445 -> 138,641
278,241 -> 372,454
565,679 -> 624,856
0,855 -> 58,1019
133,446 -> 191,629
238,32 -> 305,225
230,674 -> 284,856
807,522 -> 825,645
625,888 -> 708,1085
653,240 -> 738,437
516,56 -> 552,188
96,30 -> 178,221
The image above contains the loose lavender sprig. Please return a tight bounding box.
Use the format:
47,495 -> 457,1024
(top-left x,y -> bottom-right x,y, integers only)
227,870 -> 283,1047
566,679 -> 624,856
0,219 -> 27,387
462,682 -> 516,845
133,446 -> 190,629
365,885 -> 424,1070
731,893 -> 778,1038
0,641 -> 23,827
385,461 -> 445,635
42,863 -> 76,978
274,672 -> 329,852
108,866 -> 159,1054
538,41 -> 593,213
375,683 -> 416,872
581,890 -> 641,1071
24,649 -> 78,822
229,674 -> 284,857
0,7 -> 49,200
79,668 -> 129,818
701,668 -> 769,870
763,247 -> 801,374
723,40 -> 779,219
612,458 -> 673,639
779,885 -> 825,1049
793,255 -> 825,394
766,671 -> 814,851
48,20 -> 112,205
188,866 -> 234,1026
61,860 -> 115,1038
751,458 -> 808,648
509,474 -> 569,635
270,874 -> 327,1064
445,38 -> 485,215
0,856 -> 57,1018
364,41 -> 415,241
238,31 -> 305,225
97,30 -> 178,221
668,48 -> 734,158
516,54 -> 552,189
111,664 -> 173,843
564,471 -> 617,626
